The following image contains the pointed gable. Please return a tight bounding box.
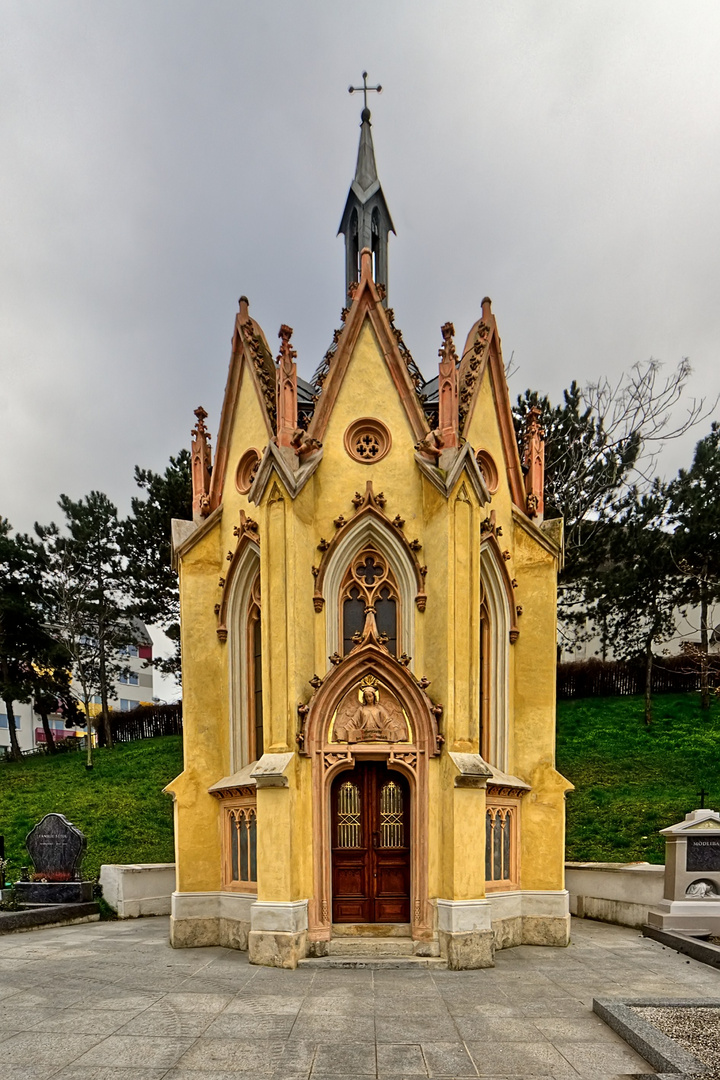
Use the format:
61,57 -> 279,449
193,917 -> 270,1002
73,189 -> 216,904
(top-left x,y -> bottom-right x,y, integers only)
208,297 -> 275,511
459,298 -> 526,510
307,249 -> 428,446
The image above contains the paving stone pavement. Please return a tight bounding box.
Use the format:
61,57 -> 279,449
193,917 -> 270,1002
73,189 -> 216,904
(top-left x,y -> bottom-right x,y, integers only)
0,916 -> 719,1080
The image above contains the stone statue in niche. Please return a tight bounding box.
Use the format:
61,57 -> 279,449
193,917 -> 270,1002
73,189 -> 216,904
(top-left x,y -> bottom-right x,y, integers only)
686,878 -> 720,898
333,680 -> 408,743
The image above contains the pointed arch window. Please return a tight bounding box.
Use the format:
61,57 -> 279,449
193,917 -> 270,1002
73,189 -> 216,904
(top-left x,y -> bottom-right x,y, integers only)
222,798 -> 258,892
480,596 -> 490,762
247,573 -> 263,761
340,544 -> 399,656
350,209 -> 359,286
485,802 -> 519,891
371,207 -> 380,282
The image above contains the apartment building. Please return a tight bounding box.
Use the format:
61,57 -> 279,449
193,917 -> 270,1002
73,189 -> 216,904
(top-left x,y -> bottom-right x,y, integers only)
0,621 -> 154,754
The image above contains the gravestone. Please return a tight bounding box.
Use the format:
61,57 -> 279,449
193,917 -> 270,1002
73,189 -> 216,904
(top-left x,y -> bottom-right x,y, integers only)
647,809 -> 720,935
14,814 -> 93,904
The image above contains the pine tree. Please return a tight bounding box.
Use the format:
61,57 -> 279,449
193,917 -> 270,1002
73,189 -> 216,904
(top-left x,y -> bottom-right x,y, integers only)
0,522 -> 52,761
122,450 -> 192,681
587,483 -> 680,724
38,492 -> 133,750
668,423 -> 720,710
514,359 -> 707,653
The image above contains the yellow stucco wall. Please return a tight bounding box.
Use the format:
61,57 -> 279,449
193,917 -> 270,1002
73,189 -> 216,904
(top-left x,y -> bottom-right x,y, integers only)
170,309 -> 568,909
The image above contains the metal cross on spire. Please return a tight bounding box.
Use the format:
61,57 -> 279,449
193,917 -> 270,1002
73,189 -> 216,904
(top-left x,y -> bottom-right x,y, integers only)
348,71 -> 382,116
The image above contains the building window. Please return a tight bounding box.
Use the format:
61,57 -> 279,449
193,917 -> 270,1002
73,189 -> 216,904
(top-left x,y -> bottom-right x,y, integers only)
0,714 -> 19,729
336,781 -> 362,848
119,672 -> 139,686
480,598 -> 490,761
340,545 -> 399,656
247,573 -> 263,761
485,803 -> 519,890
118,644 -> 139,658
120,699 -> 136,712
222,800 -> 258,891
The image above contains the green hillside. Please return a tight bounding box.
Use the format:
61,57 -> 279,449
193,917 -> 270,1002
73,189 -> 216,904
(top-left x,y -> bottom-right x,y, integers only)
1,695 -> 717,881
0,736 -> 182,880
558,693 -> 720,864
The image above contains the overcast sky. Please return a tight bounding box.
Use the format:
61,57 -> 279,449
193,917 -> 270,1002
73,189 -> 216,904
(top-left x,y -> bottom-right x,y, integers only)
3,0 -> 720,541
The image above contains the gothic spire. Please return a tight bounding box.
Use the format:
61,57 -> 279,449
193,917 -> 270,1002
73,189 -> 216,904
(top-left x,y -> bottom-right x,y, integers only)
339,74 -> 395,304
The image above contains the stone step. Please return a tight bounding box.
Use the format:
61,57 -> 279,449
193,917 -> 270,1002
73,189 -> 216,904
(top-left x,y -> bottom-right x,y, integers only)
327,936 -> 415,956
299,955 -> 448,970
331,922 -> 412,938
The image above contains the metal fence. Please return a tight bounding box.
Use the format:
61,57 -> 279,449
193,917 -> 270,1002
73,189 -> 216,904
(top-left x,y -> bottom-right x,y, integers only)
557,656 -> 711,699
105,702 -> 183,743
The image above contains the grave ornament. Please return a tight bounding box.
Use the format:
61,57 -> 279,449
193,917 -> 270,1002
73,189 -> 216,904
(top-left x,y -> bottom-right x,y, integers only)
647,808 -> 720,935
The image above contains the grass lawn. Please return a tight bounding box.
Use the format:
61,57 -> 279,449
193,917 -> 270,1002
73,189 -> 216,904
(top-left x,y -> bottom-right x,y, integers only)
1,693 -> 717,881
558,692 -> 720,864
0,736 -> 182,880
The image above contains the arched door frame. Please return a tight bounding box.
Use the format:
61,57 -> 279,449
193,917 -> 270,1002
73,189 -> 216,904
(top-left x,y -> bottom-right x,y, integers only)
301,643 -> 440,943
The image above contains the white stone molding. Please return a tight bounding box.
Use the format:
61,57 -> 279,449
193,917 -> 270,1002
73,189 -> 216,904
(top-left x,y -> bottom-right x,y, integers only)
323,515 -> 417,661
436,898 -> 493,933
250,899 -> 309,933
481,540 -> 511,772
171,890 -> 255,922
227,539 -> 260,771
486,888 -> 569,920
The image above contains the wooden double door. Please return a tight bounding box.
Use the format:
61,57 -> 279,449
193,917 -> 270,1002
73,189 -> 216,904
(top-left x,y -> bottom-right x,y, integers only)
331,762 -> 410,923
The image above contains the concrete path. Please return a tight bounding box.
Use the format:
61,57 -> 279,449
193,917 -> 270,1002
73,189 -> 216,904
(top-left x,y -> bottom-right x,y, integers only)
0,916 -> 718,1079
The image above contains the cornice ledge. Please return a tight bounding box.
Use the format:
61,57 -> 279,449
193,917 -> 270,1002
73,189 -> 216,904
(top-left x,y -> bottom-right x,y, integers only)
511,506 -> 563,562
414,444 -> 490,505
171,505 -> 223,566
486,764 -> 531,797
208,762 -> 258,799
249,442 -> 323,505
448,752 -> 492,788
251,752 -> 294,788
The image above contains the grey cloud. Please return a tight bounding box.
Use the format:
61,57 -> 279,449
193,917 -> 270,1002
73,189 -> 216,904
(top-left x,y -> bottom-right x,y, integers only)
1,0 -> 719,532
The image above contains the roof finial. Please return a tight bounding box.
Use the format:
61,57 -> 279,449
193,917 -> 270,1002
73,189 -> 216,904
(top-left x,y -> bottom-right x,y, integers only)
348,71 -> 382,121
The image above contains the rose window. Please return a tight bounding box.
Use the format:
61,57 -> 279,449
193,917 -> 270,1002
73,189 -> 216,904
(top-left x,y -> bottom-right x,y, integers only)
344,418 -> 391,464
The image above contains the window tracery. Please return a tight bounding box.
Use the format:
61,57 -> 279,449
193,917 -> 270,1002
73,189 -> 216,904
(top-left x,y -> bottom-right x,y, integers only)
336,781 -> 361,848
485,803 -> 519,890
379,780 -> 404,848
224,804 -> 257,889
340,544 -> 399,656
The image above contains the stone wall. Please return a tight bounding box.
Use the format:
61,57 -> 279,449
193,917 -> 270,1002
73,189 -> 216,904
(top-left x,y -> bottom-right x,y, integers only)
566,862 -> 665,929
100,864 -> 176,918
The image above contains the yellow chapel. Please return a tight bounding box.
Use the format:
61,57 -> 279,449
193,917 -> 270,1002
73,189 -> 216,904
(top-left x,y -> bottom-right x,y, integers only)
166,101 -> 571,969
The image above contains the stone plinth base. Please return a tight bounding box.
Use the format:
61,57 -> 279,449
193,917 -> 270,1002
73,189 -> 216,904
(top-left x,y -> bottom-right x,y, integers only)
169,893 -> 310,968
14,881 -> 94,904
439,929 -> 494,969
437,899 -> 495,969
248,929 -> 308,968
487,889 -> 571,950
647,898 -> 720,935
169,891 -> 253,950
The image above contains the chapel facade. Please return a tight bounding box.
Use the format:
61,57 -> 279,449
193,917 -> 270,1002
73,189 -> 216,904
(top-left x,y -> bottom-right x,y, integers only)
167,104 -> 571,969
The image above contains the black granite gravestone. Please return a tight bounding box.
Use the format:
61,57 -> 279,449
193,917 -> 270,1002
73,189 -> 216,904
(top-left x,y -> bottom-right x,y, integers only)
26,814 -> 86,880
15,814 -> 93,904
687,836 -> 720,872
